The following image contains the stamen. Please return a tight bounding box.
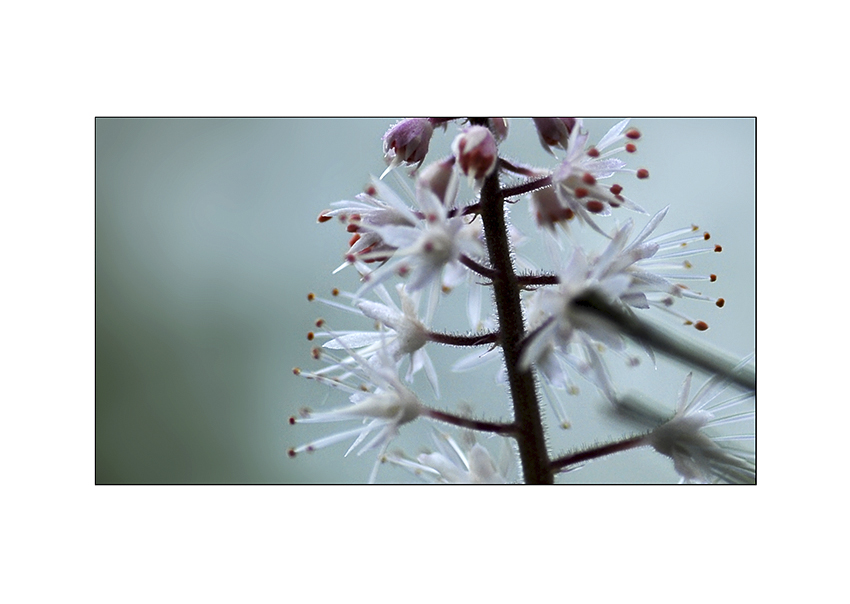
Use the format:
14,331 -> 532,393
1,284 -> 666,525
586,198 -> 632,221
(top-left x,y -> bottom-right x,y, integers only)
714,245 -> 723,253
716,298 -> 725,308
625,143 -> 637,153
317,210 -> 333,223
694,321 -> 709,331
636,168 -> 649,179
586,200 -> 605,213
626,128 -> 641,140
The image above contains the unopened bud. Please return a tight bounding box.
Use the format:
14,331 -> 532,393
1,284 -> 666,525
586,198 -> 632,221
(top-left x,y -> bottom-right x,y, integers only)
382,118 -> 434,176
532,118 -> 577,153
416,156 -> 457,205
452,126 -> 498,182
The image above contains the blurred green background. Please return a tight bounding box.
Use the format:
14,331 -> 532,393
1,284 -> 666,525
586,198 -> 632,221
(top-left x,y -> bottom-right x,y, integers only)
95,118 -> 755,484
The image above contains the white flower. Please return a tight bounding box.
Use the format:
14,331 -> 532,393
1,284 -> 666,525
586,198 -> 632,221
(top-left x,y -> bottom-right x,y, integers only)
547,118 -> 648,235
290,333 -> 425,483
354,174 -> 483,296
387,430 -> 513,484
645,370 -> 755,484
520,207 -> 724,401
312,284 -> 440,396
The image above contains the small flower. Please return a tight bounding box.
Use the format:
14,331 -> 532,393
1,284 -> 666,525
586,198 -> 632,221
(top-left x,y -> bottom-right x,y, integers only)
452,125 -> 498,185
322,177 -> 419,273
645,370 -> 755,484
520,207 -> 724,400
549,118 -> 648,235
387,430 -> 514,484
382,118 -> 435,178
314,283 -> 441,396
290,333 -> 426,483
352,174 -> 483,296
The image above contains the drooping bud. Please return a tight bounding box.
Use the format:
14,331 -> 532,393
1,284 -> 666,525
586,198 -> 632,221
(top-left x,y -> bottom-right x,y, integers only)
532,118 -> 577,154
416,156 -> 457,206
382,118 -> 434,177
451,126 -> 498,183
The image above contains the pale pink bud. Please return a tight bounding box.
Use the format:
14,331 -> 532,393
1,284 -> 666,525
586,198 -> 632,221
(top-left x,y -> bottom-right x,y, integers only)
532,118 -> 577,153
451,126 -> 498,182
488,118 -> 509,142
382,118 -> 434,174
529,186 -> 573,229
416,156 -> 457,205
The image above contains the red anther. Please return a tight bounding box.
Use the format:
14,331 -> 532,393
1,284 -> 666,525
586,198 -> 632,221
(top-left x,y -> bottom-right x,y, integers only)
716,298 -> 726,308
289,416 -> 297,425
587,147 -> 600,158
315,318 -> 325,327
561,207 -> 575,221
636,168 -> 650,179
427,213 -> 438,223
625,143 -> 637,153
292,367 -> 301,375
337,214 -> 347,222
287,448 -> 297,458
307,332 -> 315,341
582,172 -> 597,185
307,293 -> 315,301
694,321 -> 709,331
710,274 -> 717,282
574,187 -> 589,199
349,213 -> 361,223
423,241 -> 434,253
349,233 -> 361,247
365,185 -> 377,196
714,245 -> 723,252
703,232 -> 711,240
626,128 -> 641,140
347,223 -> 359,233
441,285 -> 452,294
586,200 -> 605,213
345,253 -> 356,264
317,210 -> 333,223
332,288 -> 340,296
311,347 -> 321,359
610,184 -> 623,195
397,265 -> 410,277
609,200 -> 620,208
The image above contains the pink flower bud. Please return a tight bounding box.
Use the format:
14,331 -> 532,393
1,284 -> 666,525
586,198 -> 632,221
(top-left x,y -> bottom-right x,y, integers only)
382,118 -> 434,174
532,118 -> 577,153
451,126 -> 498,182
416,156 -> 457,205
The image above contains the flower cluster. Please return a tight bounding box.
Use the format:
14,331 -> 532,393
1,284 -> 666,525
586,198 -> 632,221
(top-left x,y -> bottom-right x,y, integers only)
291,118 -> 755,484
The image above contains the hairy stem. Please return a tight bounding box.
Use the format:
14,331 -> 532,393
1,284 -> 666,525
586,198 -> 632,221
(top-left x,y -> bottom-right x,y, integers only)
550,434 -> 648,474
425,409 -> 516,436
472,120 -> 552,484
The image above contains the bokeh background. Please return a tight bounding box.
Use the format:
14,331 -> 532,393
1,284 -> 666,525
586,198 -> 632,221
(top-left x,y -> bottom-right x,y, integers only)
95,117 -> 755,484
